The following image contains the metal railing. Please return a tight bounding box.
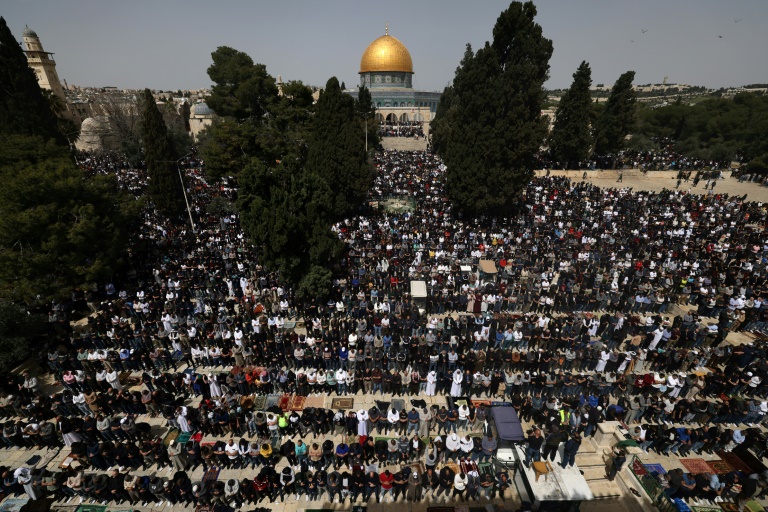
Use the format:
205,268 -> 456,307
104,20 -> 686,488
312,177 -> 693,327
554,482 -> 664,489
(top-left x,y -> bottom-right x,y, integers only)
628,455 -> 676,512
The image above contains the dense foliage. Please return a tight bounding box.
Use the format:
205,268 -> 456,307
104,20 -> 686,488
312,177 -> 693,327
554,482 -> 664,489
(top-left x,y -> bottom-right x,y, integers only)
203,47 -> 370,297
139,88 -> 186,218
0,136 -> 137,302
305,77 -> 373,219
548,61 -> 593,168
0,301 -> 45,374
431,1 -> 553,215
593,71 -> 638,156
636,93 -> 768,169
0,17 -> 65,145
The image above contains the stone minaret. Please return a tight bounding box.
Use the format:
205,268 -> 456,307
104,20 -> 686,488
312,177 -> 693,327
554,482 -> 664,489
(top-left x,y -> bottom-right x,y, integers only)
22,25 -> 66,100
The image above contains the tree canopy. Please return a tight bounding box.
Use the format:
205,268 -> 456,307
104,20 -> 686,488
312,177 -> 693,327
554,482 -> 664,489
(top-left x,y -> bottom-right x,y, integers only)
139,88 -> 186,218
548,61 -> 593,168
203,46 -> 371,297
206,46 -> 278,121
593,71 -> 637,155
0,135 -> 138,302
431,1 -> 553,216
0,17 -> 65,144
635,93 -> 768,167
236,158 -> 341,298
305,77 -> 373,219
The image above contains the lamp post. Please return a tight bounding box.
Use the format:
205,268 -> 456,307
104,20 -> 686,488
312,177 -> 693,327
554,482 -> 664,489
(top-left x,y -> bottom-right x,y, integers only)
175,152 -> 196,234
364,101 -> 376,154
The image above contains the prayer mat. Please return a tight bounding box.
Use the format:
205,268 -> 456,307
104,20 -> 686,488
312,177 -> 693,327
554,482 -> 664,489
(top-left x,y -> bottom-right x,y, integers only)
266,394 -> 281,409
252,395 -> 267,411
0,499 -> 29,512
332,397 -> 355,410
291,395 -> 307,411
76,506 -> 107,512
24,455 -> 41,466
392,398 -> 406,411
33,449 -> 58,468
631,458 -> 648,476
719,502 -> 740,512
203,466 -> 221,483
680,458 -> 711,475
446,462 -> 460,474
407,462 -> 425,476
376,401 -> 391,412
239,394 -> 254,409
471,399 -> 492,408
278,394 -> 292,412
177,432 -> 192,445
304,395 -> 326,409
411,399 -> 427,408
478,462 -> 494,476
716,451 -> 753,474
707,460 -> 734,475
744,501 -> 766,512
692,507 -> 723,512
163,429 -> 180,447
643,463 -> 667,475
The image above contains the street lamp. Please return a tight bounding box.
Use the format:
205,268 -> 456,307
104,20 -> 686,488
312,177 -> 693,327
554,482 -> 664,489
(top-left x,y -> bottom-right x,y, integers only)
176,152 -> 196,234
364,101 -> 376,154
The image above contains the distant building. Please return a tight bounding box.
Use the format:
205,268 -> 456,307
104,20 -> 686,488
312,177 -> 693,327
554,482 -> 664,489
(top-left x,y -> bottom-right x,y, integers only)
189,102 -> 216,141
346,25 -> 441,136
22,26 -> 66,100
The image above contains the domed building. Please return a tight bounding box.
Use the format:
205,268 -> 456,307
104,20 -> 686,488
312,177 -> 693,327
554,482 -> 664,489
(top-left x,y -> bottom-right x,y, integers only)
348,26 -> 441,138
189,101 -> 217,141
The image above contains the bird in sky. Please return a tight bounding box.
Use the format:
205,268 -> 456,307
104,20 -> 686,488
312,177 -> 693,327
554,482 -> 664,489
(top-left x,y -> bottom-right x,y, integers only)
734,18 -> 742,23
641,29 -> 648,34
718,35 -> 723,39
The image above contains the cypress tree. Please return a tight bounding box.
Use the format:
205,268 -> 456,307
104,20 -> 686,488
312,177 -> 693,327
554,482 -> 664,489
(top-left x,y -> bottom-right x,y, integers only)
593,71 -> 637,156
356,85 -> 379,151
431,2 -> 553,216
549,61 -> 593,169
139,89 -> 185,218
305,77 -> 372,218
0,17 -> 65,144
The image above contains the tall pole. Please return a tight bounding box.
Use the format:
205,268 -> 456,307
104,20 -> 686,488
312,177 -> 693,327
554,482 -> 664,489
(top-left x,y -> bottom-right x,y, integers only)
177,152 -> 196,234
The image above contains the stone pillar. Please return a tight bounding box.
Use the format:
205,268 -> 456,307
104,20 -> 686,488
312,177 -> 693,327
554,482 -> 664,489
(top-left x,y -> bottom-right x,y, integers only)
594,421 -> 621,447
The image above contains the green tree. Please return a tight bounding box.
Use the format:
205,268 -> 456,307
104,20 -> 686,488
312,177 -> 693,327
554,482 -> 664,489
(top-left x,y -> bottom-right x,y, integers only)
305,77 -> 373,218
548,61 -> 593,168
356,85 -> 379,151
139,89 -> 185,217
0,135 -> 138,302
0,17 -> 65,144
0,301 -> 44,374
237,158 -> 340,292
206,46 -> 278,121
201,53 -> 313,180
431,1 -> 553,215
593,71 -> 637,156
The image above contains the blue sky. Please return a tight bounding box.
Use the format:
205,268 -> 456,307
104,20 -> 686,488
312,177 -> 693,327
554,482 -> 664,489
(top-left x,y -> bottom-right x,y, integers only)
4,0 -> 765,91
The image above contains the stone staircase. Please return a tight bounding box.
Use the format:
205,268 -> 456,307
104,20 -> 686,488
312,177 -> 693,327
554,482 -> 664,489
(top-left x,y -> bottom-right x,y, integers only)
575,438 -> 624,499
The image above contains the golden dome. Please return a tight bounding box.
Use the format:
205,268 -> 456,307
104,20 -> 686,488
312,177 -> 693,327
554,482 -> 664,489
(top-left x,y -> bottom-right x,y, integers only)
360,31 -> 414,74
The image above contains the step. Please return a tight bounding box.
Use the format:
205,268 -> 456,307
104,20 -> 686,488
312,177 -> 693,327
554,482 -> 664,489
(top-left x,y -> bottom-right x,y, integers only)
579,439 -> 598,453
575,453 -> 606,468
588,480 -> 623,499
582,466 -> 608,481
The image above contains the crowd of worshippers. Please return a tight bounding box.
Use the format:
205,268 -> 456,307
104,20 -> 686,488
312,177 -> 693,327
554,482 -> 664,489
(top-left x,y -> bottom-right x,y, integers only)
378,122 -> 425,138
535,137 -> 727,171
0,397 -> 513,507
2,148 -> 768,506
